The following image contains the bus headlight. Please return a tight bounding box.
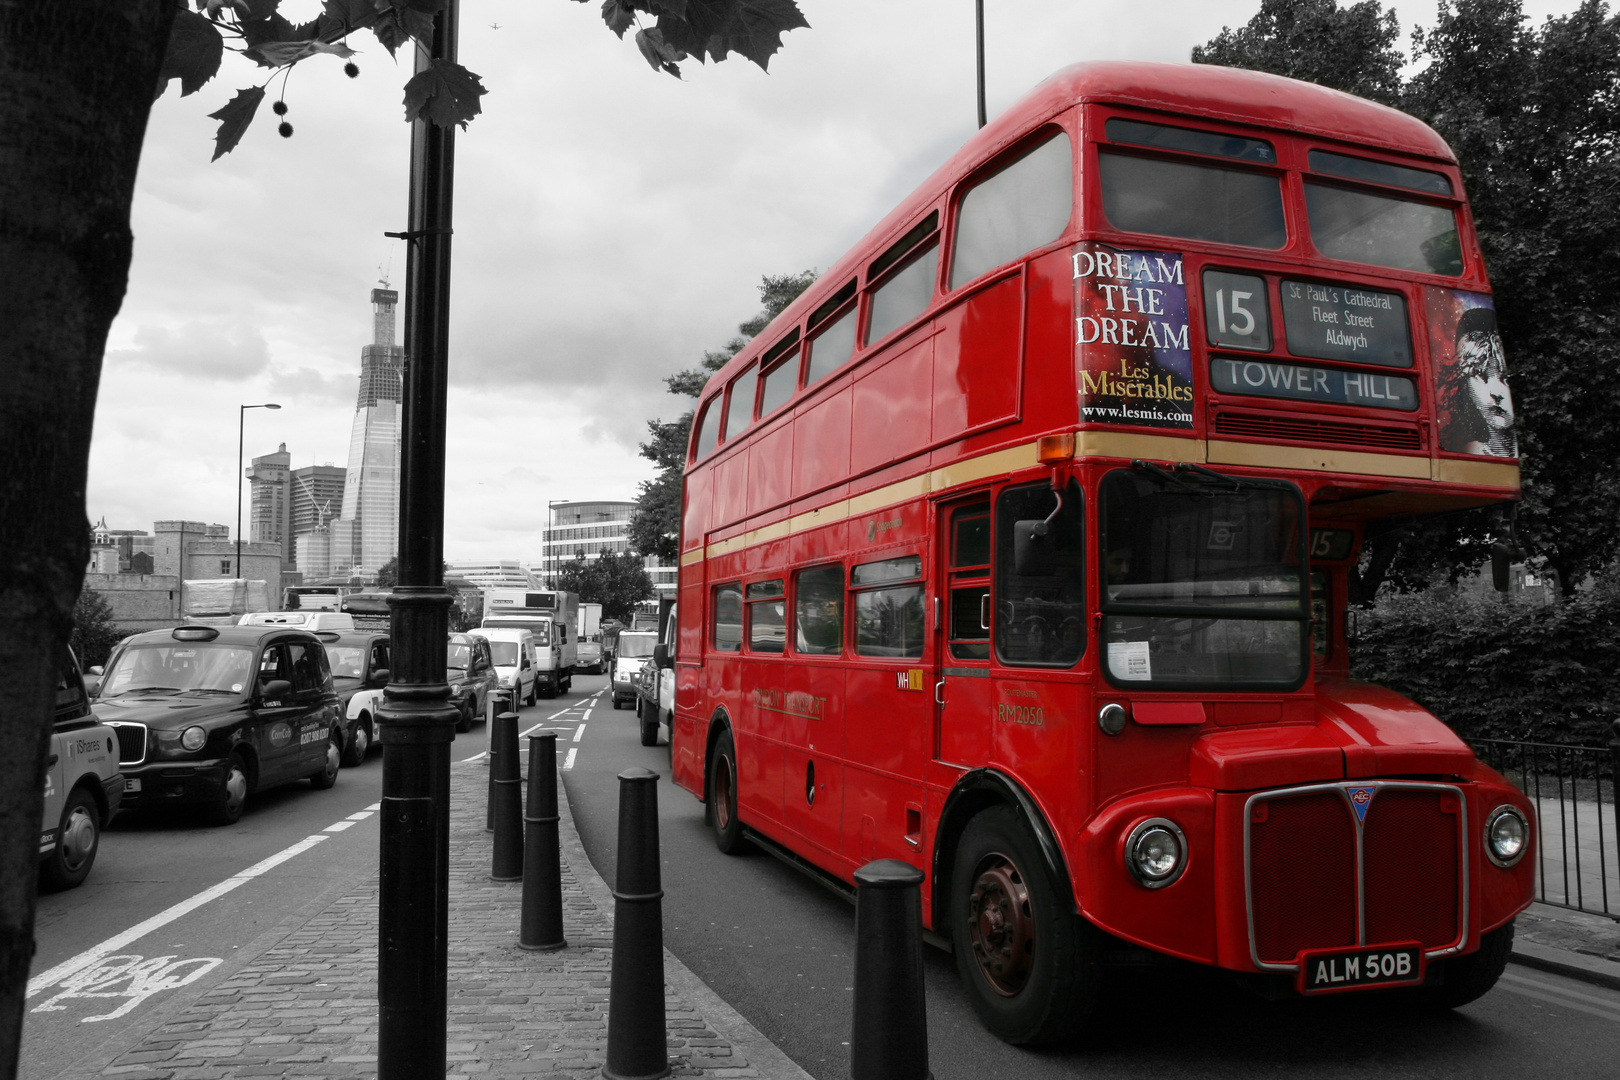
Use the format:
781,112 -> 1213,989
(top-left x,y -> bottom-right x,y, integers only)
1485,805 -> 1529,867
1125,818 -> 1187,888
181,726 -> 207,752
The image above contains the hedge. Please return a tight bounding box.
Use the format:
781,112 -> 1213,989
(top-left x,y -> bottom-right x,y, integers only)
1349,575 -> 1620,747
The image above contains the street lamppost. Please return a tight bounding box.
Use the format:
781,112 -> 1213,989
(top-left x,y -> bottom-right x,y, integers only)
237,402 -> 281,580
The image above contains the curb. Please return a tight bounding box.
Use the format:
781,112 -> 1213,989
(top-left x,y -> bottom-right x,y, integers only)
1509,940 -> 1620,993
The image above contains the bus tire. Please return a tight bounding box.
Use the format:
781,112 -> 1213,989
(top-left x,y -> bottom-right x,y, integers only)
1413,921 -> 1514,1010
950,805 -> 1099,1047
707,728 -> 748,855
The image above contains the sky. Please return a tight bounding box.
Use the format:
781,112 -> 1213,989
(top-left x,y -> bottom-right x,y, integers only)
89,0 -> 1588,568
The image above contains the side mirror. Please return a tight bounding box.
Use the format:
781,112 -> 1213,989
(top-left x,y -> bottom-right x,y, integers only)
370,667 -> 390,687
654,643 -> 672,669
1013,519 -> 1057,577
261,678 -> 292,701
1491,542 -> 1514,593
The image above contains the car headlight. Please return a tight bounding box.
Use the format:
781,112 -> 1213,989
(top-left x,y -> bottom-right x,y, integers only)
1485,805 -> 1529,867
180,726 -> 207,751
1125,818 -> 1187,888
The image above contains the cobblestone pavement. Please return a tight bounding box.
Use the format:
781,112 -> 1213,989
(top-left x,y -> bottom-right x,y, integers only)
67,759 -> 812,1080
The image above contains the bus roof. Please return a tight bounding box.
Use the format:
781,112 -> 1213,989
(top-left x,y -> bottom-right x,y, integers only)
701,61 -> 1456,402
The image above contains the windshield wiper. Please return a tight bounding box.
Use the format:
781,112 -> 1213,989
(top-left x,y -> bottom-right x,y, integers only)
182,687 -> 240,695
1131,459 -> 1206,494
118,686 -> 183,696
1174,462 -> 1262,491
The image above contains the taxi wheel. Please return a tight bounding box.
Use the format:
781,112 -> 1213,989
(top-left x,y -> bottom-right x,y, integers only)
455,699 -> 472,734
342,717 -> 372,766
41,788 -> 100,890
209,752 -> 250,826
308,731 -> 341,790
707,727 -> 749,855
950,806 -> 1100,1047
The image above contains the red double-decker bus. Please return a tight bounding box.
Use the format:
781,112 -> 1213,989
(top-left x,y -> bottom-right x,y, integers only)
664,61 -> 1535,1045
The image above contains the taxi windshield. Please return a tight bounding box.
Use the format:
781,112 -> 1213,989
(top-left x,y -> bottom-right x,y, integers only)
447,642 -> 471,670
324,646 -> 366,679
101,643 -> 256,697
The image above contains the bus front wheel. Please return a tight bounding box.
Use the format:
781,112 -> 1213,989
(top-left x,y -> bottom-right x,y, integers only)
950,806 -> 1099,1047
707,728 -> 748,855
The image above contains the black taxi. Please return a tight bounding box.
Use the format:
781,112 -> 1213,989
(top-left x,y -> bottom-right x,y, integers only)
92,625 -> 344,825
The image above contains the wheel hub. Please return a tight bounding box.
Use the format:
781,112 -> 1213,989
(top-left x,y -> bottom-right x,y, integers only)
59,807 -> 96,868
966,854 -> 1034,996
715,758 -> 733,829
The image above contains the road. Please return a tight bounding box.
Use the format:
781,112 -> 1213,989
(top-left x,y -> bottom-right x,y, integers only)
22,720 -> 396,1080
561,673 -> 1620,1080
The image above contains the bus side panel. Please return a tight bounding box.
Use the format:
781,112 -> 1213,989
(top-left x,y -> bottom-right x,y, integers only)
931,272 -> 1023,442
843,663 -> 932,870
989,675 -> 1093,848
746,421 -> 794,519
850,331 -> 936,477
1020,247 -> 1081,435
714,450 -> 749,532
682,467 -> 712,561
791,386 -> 852,502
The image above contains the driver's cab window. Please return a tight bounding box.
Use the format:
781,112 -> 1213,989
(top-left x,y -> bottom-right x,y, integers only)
995,482 -> 1085,666
371,641 -> 390,675
258,644 -> 288,693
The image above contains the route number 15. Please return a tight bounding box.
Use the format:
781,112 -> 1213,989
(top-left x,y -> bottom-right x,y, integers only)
1203,270 -> 1271,351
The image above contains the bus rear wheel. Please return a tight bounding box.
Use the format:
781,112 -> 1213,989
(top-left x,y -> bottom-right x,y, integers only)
950,806 -> 1099,1047
708,728 -> 748,855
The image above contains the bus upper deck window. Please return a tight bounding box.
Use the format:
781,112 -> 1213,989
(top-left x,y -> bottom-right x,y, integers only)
723,363 -> 757,443
1307,150 -> 1452,196
1099,152 -> 1286,250
1105,118 -> 1275,164
757,330 -> 802,419
693,397 -> 721,460
803,281 -> 857,388
950,130 -> 1073,289
1304,183 -> 1463,276
865,212 -> 940,346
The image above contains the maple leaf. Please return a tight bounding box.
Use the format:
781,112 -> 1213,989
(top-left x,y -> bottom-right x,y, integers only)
371,1 -> 436,57
598,0 -> 637,39
207,86 -> 266,161
240,13 -> 299,52
246,39 -> 357,66
157,8 -> 224,99
319,0 -> 382,35
710,0 -> 808,71
635,26 -> 686,78
401,58 -> 487,129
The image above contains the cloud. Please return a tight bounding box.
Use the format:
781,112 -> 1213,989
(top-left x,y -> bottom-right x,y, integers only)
108,320 -> 272,382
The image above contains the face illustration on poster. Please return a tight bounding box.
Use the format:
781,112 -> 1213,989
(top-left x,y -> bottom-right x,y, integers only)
1431,291 -> 1517,459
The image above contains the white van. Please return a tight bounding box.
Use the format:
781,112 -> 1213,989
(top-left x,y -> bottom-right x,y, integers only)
612,631 -> 656,710
238,611 -> 357,633
469,628 -> 537,708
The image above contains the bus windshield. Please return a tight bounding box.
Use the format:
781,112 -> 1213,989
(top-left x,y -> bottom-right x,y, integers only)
1098,469 -> 1306,688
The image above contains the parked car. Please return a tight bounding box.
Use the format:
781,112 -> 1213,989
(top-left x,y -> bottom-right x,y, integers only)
40,649 -> 122,890
611,630 -> 656,710
469,628 -> 538,708
92,625 -> 345,825
447,632 -> 497,730
317,630 -> 390,765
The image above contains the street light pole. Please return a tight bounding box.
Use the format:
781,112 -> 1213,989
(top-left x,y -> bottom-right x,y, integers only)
236,402 -> 281,579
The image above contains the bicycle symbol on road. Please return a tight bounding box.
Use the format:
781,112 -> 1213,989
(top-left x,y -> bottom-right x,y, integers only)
31,954 -> 223,1022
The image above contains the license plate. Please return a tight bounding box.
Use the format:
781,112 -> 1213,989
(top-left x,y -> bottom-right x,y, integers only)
124,778 -> 142,793
1297,943 -> 1424,994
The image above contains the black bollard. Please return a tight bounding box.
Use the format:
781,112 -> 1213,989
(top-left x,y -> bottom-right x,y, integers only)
519,732 -> 566,951
488,711 -> 523,881
487,698 -> 514,832
850,860 -> 931,1080
604,767 -> 669,1080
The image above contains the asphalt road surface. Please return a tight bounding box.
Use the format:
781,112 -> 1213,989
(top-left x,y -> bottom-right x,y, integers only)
561,673 -> 1620,1080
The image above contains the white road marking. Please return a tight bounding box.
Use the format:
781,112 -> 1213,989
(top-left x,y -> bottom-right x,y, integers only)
323,821 -> 356,832
1499,972 -> 1620,1022
32,954 -> 223,1022
346,811 -> 373,820
563,748 -> 577,770
27,834 -> 329,997
546,708 -> 571,720
461,751 -> 488,763
573,724 -> 587,742
364,802 -> 381,811
520,723 -> 574,738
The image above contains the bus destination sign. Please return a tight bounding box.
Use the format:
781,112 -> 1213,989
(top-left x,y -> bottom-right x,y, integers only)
1281,280 -> 1411,368
1210,357 -> 1417,411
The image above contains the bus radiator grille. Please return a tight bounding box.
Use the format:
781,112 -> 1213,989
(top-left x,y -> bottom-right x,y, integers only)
1250,791 -> 1357,965
1362,789 -> 1462,950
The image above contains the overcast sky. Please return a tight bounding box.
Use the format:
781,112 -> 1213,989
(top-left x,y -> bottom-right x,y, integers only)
88,0 -> 1585,566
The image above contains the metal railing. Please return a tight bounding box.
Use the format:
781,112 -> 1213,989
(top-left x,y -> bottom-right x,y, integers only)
1469,732 -> 1620,921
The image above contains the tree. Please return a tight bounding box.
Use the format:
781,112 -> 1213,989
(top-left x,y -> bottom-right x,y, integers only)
1195,0 -> 1620,597
69,590 -> 126,670
1192,0 -> 1404,105
553,551 -> 653,623
0,3 -> 807,1073
374,556 -> 400,589
629,270 -> 816,559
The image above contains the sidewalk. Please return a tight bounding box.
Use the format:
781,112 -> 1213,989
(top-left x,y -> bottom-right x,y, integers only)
74,758 -> 814,1080
1510,901 -> 1620,991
